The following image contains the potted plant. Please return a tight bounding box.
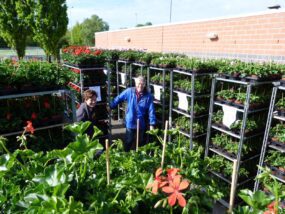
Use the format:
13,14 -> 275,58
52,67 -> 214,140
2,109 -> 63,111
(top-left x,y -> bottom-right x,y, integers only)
276,96 -> 285,116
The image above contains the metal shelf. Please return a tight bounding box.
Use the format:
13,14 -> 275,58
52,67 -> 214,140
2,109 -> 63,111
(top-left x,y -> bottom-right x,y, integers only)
1,123 -> 68,137
206,75 -> 273,207
63,63 -> 105,71
0,89 -> 70,100
254,84 -> 285,191
268,143 -> 285,153
273,113 -> 285,121
215,76 -> 273,86
209,147 -> 237,162
214,100 -> 268,114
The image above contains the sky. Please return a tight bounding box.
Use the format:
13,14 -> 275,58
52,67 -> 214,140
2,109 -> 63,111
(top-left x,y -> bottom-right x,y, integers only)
66,0 -> 284,30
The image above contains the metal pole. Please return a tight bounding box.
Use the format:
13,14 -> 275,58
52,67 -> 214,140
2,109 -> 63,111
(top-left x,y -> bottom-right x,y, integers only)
169,0 -> 173,22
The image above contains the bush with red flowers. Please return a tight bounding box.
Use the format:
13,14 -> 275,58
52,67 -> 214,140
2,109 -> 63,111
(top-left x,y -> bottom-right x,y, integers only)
62,46 -> 105,67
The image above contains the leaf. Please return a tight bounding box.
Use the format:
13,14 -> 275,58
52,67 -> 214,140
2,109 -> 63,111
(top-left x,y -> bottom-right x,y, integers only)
65,121 -> 91,135
33,164 -> 66,187
0,154 -> 12,171
238,189 -> 273,210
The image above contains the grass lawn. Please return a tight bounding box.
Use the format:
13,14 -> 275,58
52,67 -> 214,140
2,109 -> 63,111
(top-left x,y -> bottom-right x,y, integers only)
0,47 -> 45,57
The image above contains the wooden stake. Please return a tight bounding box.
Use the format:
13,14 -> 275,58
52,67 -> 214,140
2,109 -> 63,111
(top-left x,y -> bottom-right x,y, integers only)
136,119 -> 139,152
105,139 -> 110,185
161,120 -> 169,168
229,160 -> 238,212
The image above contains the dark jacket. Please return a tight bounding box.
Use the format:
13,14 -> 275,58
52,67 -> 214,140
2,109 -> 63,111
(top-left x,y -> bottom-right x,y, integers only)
76,102 -> 96,136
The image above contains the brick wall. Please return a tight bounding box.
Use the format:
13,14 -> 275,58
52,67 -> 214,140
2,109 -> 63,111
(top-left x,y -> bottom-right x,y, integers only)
95,10 -> 285,62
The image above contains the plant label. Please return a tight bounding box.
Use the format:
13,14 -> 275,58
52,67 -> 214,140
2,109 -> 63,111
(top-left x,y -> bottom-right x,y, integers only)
89,86 -> 102,102
153,84 -> 163,101
103,69 -> 108,75
177,92 -> 188,111
222,105 -> 237,128
120,73 -> 126,85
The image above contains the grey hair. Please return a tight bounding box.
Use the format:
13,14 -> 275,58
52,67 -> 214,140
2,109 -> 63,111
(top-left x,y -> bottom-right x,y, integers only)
135,75 -> 146,85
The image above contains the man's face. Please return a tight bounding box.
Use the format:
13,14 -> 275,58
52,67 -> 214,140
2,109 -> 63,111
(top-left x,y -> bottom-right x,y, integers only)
86,95 -> 97,108
136,80 -> 145,93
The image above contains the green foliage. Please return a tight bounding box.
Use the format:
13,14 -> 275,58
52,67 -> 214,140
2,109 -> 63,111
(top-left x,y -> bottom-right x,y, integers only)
68,14 -> 109,46
235,167 -> 285,213
68,22 -> 84,45
0,122 -> 221,213
0,0 -> 32,58
265,150 -> 285,168
28,0 -> 68,61
135,22 -> 152,27
81,15 -> 109,46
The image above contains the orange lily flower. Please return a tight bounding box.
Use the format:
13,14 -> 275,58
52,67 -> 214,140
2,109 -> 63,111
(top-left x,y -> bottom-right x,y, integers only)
162,175 -> 190,207
25,121 -> 35,134
146,168 -> 167,194
167,168 -> 181,184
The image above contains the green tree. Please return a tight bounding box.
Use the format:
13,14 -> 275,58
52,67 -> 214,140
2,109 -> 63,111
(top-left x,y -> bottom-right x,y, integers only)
80,15 -> 109,46
136,22 -> 152,27
0,0 -> 32,58
68,22 -> 84,45
28,0 -> 68,62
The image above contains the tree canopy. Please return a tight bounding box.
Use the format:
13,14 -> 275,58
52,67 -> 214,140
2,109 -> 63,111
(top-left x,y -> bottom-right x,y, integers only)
28,0 -> 68,61
68,15 -> 109,46
0,0 -> 32,58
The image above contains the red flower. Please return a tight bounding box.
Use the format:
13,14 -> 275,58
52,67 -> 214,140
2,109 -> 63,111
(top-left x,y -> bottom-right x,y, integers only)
43,100 -> 51,109
71,68 -> 80,74
146,168 -> 167,194
162,175 -> 190,207
94,50 -> 102,55
25,121 -> 35,134
6,112 -> 12,120
31,112 -> 37,120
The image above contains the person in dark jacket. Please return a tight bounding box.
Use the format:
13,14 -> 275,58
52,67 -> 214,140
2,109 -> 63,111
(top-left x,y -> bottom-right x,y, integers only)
76,89 -> 97,137
110,76 -> 156,151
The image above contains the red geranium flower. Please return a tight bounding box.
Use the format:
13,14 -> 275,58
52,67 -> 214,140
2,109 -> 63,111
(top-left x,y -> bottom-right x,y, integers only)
6,112 -> 12,120
25,121 -> 35,134
94,50 -> 102,55
146,168 -> 167,194
31,112 -> 37,120
162,175 -> 190,207
43,100 -> 51,109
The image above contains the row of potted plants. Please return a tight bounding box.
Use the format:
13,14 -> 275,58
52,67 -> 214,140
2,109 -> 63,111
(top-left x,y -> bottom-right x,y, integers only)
216,88 -> 270,109
0,60 -> 75,95
265,150 -> 285,179
62,46 -> 105,68
64,47 -> 285,79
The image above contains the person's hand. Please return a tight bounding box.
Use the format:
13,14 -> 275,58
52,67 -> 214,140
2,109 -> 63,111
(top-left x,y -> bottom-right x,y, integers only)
150,125 -> 154,130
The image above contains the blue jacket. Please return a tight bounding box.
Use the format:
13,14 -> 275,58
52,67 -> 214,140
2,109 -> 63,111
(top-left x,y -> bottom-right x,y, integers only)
110,87 -> 156,129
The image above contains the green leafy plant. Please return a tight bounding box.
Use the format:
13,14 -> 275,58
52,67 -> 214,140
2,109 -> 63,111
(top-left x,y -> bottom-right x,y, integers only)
235,167 -> 285,214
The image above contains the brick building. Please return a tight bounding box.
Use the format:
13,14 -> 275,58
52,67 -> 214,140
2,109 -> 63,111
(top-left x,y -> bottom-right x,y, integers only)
95,10 -> 285,62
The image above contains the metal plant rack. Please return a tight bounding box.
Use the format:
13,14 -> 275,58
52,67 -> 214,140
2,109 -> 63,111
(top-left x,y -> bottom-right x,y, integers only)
254,82 -> 285,191
63,63 -> 112,143
169,69 -> 213,149
116,60 -> 131,121
147,66 -> 169,128
130,62 -> 147,87
205,75 -> 273,208
0,89 -> 76,137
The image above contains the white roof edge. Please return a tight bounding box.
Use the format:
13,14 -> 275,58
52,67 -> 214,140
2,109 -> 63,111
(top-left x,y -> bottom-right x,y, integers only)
95,9 -> 285,35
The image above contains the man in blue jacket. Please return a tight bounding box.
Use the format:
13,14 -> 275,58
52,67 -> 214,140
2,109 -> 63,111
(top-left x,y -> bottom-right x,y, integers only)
110,76 -> 156,151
